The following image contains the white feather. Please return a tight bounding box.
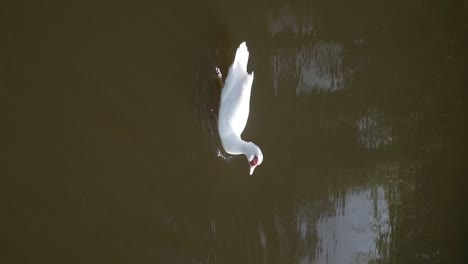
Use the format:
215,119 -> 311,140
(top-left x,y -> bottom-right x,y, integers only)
218,42 -> 263,175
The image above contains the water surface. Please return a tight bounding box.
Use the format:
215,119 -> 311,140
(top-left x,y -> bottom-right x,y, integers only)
2,0 -> 467,263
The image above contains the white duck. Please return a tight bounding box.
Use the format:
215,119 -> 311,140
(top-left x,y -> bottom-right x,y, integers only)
218,42 -> 263,175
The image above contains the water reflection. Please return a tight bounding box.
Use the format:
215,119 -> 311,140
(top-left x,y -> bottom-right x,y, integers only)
268,184 -> 394,263
270,42 -> 345,96
268,5 -> 315,37
267,2 -> 394,262
357,108 -> 393,149
296,42 -> 345,95
315,186 -> 390,263
269,5 -> 345,95
264,0 -> 465,263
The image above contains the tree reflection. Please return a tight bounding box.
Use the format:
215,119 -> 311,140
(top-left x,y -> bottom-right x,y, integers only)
265,0 -> 465,263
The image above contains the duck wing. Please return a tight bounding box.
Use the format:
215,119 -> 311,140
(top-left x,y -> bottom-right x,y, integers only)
219,42 -> 254,137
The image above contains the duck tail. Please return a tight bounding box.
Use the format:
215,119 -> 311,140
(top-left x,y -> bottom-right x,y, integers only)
233,42 -> 250,72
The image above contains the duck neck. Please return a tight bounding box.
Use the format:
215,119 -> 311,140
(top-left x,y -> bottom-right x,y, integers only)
222,136 -> 254,159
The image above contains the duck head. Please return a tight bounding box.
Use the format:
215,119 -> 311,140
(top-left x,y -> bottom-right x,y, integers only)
247,143 -> 263,175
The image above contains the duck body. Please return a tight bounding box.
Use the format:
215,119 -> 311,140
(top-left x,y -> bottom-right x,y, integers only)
218,42 -> 263,175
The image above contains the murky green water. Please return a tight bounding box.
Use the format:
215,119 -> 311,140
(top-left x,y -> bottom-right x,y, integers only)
2,0 -> 467,263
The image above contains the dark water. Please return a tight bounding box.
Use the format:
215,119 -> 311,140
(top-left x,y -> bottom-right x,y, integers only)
2,0 -> 467,263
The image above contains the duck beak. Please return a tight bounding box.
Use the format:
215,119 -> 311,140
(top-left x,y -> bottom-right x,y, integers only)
249,166 -> 256,175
